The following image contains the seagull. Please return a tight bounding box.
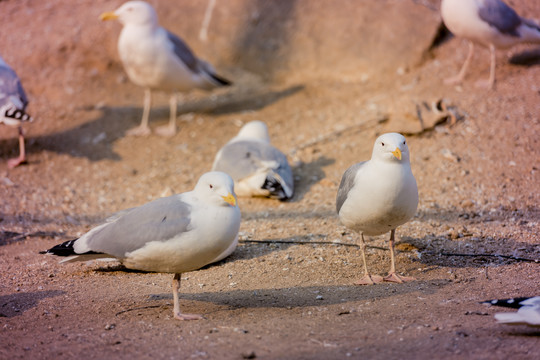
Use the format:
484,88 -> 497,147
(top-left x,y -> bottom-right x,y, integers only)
336,133 -> 418,285
441,0 -> 540,88
100,1 -> 231,137
41,171 -> 241,321
482,296 -> 540,327
212,121 -> 294,200
0,55 -> 32,168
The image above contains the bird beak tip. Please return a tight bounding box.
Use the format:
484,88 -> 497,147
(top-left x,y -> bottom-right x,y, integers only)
99,12 -> 118,21
392,148 -> 402,160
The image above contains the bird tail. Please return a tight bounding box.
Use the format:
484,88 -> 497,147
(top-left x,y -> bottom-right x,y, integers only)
2,103 -> 32,124
40,238 -> 107,263
481,297 -> 532,309
209,72 -> 232,86
262,173 -> 292,201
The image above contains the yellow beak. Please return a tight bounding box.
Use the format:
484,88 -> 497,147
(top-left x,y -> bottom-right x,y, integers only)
222,193 -> 237,207
392,148 -> 402,160
99,12 -> 118,21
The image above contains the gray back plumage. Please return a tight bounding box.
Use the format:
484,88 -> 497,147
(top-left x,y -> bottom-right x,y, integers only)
214,140 -> 293,190
166,30 -> 199,73
478,0 -> 521,36
336,162 -> 364,214
0,62 -> 29,110
85,195 -> 192,258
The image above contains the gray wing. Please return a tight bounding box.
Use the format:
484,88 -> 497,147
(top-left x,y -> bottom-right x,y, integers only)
214,140 -> 293,186
84,196 -> 192,258
166,30 -> 199,74
478,0 -> 521,36
166,30 -> 231,86
336,162 -> 365,214
0,63 -> 28,109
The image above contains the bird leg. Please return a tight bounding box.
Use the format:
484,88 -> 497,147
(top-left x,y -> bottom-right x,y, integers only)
475,44 -> 496,89
445,41 -> 474,85
7,126 -> 27,169
384,229 -> 415,283
155,93 -> 178,137
127,88 -> 152,136
355,233 -> 384,285
172,273 -> 204,320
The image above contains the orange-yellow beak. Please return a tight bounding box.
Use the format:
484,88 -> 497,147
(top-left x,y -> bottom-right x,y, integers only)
392,148 -> 402,160
222,193 -> 237,207
99,12 -> 118,21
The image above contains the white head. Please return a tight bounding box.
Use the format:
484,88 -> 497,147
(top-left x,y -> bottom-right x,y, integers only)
194,171 -> 238,207
233,121 -> 271,143
371,132 -> 411,164
100,1 -> 158,27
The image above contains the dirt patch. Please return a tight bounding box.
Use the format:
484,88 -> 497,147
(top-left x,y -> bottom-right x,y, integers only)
1,0 -> 539,359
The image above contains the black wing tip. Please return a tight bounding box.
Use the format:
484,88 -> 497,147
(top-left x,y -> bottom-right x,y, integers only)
481,297 -> 533,309
262,176 -> 292,201
211,72 -> 232,87
41,239 -> 78,257
5,107 -> 33,122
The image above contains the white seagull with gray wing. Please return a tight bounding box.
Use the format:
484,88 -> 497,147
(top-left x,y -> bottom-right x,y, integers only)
336,133 -> 418,285
441,0 -> 540,88
0,55 -> 32,168
100,1 -> 231,137
42,171 -> 241,321
212,121 -> 294,200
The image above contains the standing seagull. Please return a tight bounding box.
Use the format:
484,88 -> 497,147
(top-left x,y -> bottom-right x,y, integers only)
336,133 -> 418,285
212,121 -> 294,200
0,56 -> 32,168
482,296 -> 540,327
42,171 -> 241,321
441,0 -> 540,88
100,1 -> 231,137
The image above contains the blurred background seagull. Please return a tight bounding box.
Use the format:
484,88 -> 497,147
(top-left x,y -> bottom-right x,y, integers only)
482,296 -> 540,327
336,133 -> 418,285
212,121 -> 294,201
100,1 -> 231,137
441,0 -> 540,88
41,171 -> 241,321
0,55 -> 32,168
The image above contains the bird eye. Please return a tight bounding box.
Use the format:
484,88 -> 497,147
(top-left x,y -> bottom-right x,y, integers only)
381,142 -> 385,146
209,184 -> 213,189
403,140 -> 406,145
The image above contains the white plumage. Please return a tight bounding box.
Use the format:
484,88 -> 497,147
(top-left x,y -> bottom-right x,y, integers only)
42,171 -> 241,320
212,121 -> 294,200
100,1 -> 231,137
336,133 -> 418,285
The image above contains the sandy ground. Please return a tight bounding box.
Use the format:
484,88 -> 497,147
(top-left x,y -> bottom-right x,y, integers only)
1,0 -> 539,359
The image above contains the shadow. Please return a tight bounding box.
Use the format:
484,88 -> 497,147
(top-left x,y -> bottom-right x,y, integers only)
7,85 -> 304,162
509,47 -> 540,66
0,230 -> 68,247
147,279 -> 450,310
231,0 -> 298,80
290,155 -> 335,202
0,290 -> 65,318
401,234 -> 539,268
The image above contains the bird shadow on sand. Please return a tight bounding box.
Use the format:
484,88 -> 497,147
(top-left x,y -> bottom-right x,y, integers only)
145,279 -> 450,311
12,84 -> 304,163
289,155 -> 335,202
0,290 -> 65,318
509,47 -> 540,66
401,234 -> 539,269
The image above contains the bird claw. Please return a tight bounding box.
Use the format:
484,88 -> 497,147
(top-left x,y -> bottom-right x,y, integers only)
7,156 -> 27,169
126,125 -> 152,137
155,124 -> 177,137
355,274 -> 384,285
174,312 -> 204,321
383,272 -> 416,283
